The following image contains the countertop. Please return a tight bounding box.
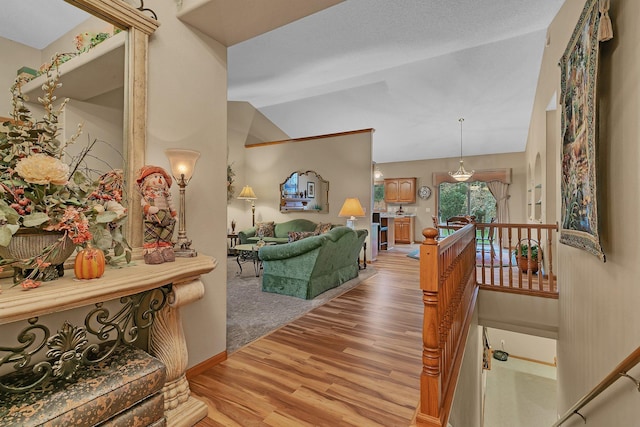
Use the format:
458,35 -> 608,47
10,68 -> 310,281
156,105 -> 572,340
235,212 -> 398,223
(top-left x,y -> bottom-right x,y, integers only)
378,212 -> 416,218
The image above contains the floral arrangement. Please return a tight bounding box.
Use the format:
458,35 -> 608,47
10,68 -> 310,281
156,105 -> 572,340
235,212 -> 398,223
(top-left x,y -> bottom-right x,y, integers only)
0,55 -> 130,288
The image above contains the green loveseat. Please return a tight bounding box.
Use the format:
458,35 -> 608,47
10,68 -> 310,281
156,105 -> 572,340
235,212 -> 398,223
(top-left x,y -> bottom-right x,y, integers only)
258,226 -> 368,299
238,218 -> 328,245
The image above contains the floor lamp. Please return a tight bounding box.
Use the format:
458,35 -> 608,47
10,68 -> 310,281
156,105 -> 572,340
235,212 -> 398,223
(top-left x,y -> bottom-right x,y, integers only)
238,185 -> 257,226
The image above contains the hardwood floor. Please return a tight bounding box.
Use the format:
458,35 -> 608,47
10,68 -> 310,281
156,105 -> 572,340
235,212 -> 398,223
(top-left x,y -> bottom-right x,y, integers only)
190,247 -> 423,426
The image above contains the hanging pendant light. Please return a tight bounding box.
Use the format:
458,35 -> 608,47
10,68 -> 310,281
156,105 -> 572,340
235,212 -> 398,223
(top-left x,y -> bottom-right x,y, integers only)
449,117 -> 474,182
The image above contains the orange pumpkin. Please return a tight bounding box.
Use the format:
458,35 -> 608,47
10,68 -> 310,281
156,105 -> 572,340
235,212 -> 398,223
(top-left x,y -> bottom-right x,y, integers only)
74,246 -> 106,279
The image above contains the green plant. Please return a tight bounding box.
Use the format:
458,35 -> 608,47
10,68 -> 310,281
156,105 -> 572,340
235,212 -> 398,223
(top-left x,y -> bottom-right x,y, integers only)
513,243 -> 539,259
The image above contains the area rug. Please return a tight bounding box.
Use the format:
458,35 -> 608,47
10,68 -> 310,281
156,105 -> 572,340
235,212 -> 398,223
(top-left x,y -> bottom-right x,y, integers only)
407,249 -> 420,259
226,257 -> 377,354
407,247 -> 512,267
476,249 -> 513,267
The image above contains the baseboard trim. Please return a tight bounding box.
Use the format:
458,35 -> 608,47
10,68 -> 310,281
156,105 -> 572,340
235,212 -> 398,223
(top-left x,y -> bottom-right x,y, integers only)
186,350 -> 227,380
504,352 -> 557,367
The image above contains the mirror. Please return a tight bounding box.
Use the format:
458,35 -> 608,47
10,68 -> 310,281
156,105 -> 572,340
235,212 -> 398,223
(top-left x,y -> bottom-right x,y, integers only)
0,0 -> 159,247
280,170 -> 329,213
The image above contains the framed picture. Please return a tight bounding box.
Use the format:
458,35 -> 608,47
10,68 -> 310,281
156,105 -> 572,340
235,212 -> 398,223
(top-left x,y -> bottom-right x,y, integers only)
307,182 -> 315,198
558,0 -> 605,261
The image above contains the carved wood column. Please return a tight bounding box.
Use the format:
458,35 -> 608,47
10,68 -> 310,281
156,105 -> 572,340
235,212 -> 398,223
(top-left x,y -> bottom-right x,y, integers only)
150,279 -> 207,427
417,228 -> 443,427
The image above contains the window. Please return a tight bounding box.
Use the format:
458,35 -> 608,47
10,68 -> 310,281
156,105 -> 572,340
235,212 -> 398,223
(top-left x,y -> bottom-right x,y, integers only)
437,181 -> 496,223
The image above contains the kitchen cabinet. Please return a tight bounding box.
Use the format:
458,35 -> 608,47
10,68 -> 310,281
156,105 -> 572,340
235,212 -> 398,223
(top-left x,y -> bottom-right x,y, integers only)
384,178 -> 417,204
394,216 -> 415,244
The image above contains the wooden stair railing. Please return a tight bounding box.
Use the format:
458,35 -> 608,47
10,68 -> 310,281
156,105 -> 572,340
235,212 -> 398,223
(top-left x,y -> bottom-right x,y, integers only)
475,222 -> 559,298
415,225 -> 479,427
553,346 -> 640,426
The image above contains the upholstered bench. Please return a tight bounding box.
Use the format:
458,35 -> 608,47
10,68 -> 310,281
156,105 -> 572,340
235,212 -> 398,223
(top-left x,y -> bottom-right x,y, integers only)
0,344 -> 167,427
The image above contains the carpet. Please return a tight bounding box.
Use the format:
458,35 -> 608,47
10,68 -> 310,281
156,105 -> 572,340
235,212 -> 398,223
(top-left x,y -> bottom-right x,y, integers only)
476,249 -> 513,267
407,247 -> 512,267
226,257 -> 377,354
484,359 -> 557,427
407,249 -> 420,259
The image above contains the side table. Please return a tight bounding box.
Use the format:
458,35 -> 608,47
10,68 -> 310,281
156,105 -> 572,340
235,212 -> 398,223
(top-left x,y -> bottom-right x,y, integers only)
227,233 -> 238,256
234,243 -> 262,276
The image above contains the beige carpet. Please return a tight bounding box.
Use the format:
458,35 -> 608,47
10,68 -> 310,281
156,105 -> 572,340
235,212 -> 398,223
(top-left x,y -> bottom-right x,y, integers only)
226,257 -> 376,354
484,357 -> 557,427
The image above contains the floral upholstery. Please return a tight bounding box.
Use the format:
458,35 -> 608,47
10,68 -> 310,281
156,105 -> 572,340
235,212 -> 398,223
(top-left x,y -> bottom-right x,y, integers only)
0,344 -> 166,427
314,222 -> 332,234
288,231 -> 317,243
255,221 -> 275,237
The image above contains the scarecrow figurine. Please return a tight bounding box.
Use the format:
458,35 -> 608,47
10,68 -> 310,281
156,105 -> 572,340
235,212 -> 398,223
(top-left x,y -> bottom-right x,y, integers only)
137,166 -> 177,264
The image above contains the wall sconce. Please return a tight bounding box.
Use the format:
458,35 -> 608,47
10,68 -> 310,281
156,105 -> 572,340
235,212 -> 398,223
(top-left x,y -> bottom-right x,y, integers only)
237,185 -> 258,226
339,197 -> 366,229
165,148 -> 200,257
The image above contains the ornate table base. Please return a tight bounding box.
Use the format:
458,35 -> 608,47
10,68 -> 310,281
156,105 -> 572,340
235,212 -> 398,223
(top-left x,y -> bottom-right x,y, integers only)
150,278 -> 207,426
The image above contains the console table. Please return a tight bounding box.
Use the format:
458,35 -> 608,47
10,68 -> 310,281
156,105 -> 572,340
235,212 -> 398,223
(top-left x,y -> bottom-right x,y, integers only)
0,255 -> 216,427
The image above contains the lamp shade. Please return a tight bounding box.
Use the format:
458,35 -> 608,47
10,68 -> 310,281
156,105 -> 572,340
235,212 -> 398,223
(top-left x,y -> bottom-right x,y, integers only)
165,149 -> 200,182
238,185 -> 257,200
338,198 -> 365,218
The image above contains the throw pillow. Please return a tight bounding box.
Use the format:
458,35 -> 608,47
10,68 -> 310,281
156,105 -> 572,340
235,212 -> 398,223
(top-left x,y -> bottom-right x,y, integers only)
314,222 -> 332,234
255,221 -> 275,237
288,231 -> 316,243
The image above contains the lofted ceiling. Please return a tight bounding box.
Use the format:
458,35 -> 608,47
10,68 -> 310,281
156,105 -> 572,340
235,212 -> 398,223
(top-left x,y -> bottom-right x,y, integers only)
3,0 -> 565,164
223,0 -> 565,163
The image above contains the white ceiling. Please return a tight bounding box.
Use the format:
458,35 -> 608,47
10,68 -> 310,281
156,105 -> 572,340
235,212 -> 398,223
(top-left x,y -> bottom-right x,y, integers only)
2,0 -> 565,164
0,0 -> 89,49
228,0 -> 565,163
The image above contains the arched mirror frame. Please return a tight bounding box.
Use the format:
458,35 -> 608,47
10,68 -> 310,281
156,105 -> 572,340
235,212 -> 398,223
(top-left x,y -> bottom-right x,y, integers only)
280,170 -> 330,213
67,0 -> 158,248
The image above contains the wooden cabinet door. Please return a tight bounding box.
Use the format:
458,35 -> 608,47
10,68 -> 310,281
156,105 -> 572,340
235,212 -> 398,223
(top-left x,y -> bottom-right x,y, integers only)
397,178 -> 416,203
384,179 -> 399,203
395,217 -> 411,243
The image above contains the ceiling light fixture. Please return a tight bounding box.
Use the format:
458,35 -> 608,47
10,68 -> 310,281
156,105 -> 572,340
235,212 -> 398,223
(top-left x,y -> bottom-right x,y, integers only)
449,117 -> 474,182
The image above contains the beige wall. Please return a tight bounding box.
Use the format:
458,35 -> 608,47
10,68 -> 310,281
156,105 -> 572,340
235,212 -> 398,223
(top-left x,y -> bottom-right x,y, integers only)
145,2 -> 228,364
449,311 -> 483,427
375,152 -> 527,242
0,38 -> 39,117
527,0 -> 640,424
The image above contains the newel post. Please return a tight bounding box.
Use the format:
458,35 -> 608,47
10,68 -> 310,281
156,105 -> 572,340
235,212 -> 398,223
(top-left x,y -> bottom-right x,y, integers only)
417,228 -> 443,426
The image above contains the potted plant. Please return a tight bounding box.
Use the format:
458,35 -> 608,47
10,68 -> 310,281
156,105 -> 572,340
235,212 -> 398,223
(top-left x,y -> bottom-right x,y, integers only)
513,242 -> 539,274
0,55 -> 130,287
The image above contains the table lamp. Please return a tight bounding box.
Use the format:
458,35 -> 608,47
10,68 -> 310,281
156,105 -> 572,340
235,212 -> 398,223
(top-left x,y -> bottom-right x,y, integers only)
165,148 -> 200,257
339,197 -> 365,229
238,185 -> 258,226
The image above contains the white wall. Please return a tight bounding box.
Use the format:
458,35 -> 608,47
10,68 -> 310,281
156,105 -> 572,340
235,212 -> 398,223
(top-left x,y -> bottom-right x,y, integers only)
527,1 -> 640,425
146,2 -> 229,365
449,310 -> 483,427
486,328 -> 556,365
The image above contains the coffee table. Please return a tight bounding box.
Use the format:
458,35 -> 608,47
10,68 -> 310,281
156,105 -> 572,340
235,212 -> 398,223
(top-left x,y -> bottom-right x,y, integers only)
234,243 -> 262,276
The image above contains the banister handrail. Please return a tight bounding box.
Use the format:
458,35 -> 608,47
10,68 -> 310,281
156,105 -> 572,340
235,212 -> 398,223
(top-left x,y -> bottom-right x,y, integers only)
553,345 -> 640,426
415,225 -> 478,427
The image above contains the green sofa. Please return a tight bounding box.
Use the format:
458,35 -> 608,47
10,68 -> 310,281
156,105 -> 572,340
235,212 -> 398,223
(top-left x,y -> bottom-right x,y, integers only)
238,218 -> 326,245
258,226 -> 368,299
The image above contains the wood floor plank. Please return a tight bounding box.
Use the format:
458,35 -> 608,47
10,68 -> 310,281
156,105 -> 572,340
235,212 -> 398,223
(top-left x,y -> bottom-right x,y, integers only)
191,247 -> 423,427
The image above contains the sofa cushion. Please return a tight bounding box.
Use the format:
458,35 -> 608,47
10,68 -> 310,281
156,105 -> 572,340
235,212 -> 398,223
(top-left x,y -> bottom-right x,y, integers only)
314,222 -> 332,234
255,221 -> 275,237
273,219 -> 319,238
288,231 -> 317,243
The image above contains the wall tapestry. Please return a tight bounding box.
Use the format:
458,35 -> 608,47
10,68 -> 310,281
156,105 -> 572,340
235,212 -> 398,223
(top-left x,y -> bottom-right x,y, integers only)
559,0 -> 611,262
